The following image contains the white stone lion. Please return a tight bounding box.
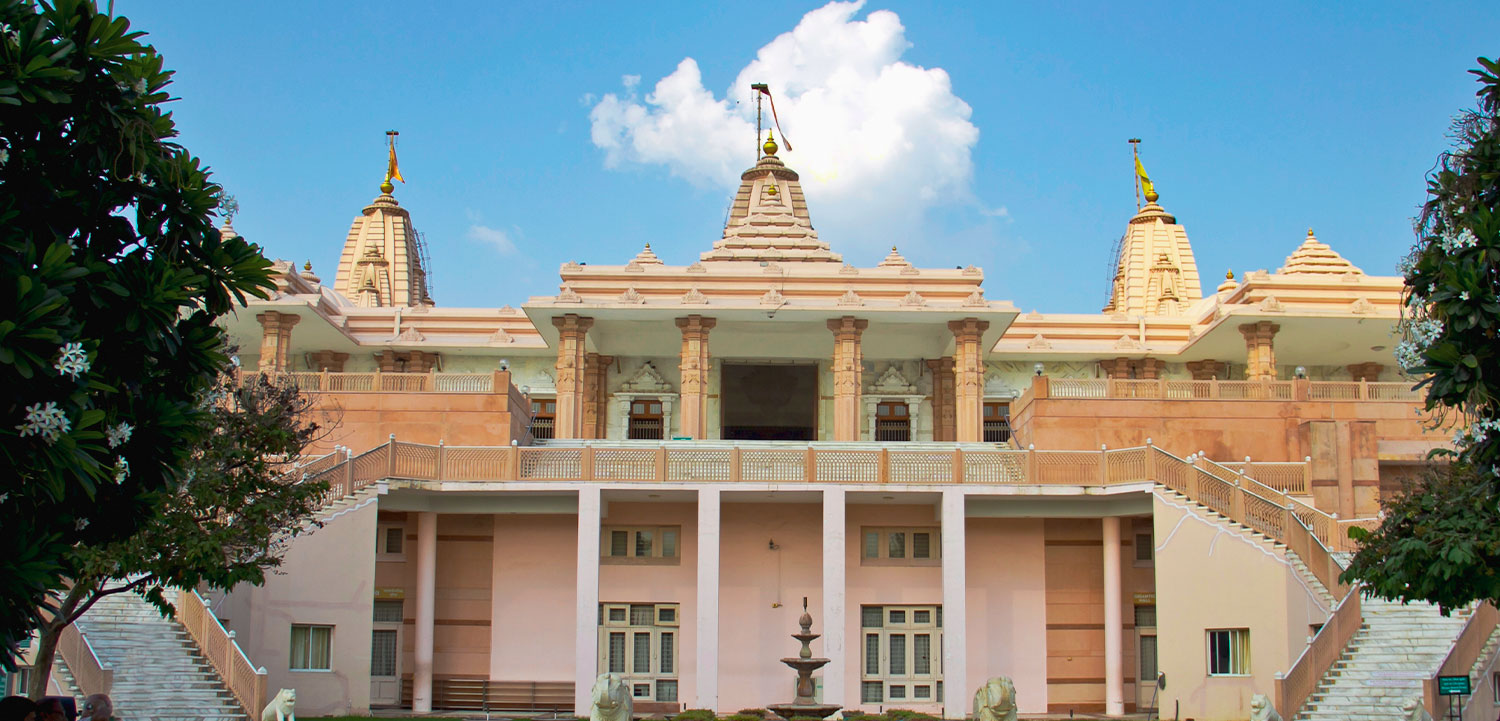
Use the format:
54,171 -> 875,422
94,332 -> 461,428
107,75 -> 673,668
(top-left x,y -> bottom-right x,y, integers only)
972,676 -> 1017,721
1401,696 -> 1433,721
1248,693 -> 1281,721
261,688 -> 296,721
590,672 -> 632,721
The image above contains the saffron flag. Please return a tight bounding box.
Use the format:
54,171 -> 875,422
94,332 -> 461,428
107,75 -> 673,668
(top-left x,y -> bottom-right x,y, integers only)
755,85 -> 793,152
387,138 -> 405,184
1135,156 -> 1153,198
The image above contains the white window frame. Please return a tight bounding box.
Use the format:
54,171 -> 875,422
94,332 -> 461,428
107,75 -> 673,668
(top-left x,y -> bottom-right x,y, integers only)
376,524 -> 405,561
860,604 -> 943,704
1206,628 -> 1250,676
601,526 -> 681,565
598,603 -> 680,703
289,624 -> 333,672
860,527 -> 940,566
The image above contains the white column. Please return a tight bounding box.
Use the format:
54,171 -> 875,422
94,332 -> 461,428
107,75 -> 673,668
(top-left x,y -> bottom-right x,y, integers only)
413,511 -> 437,713
940,489 -> 968,720
822,488 -> 847,707
1103,516 -> 1124,716
574,487 -> 602,715
696,487 -> 722,710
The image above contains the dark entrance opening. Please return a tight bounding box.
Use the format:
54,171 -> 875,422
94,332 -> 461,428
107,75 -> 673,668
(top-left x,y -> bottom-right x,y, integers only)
720,363 -> 818,440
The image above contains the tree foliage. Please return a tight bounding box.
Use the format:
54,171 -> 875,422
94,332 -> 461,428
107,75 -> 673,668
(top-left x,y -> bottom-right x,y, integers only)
26,371 -> 331,699
0,0 -> 275,666
1344,57 -> 1500,607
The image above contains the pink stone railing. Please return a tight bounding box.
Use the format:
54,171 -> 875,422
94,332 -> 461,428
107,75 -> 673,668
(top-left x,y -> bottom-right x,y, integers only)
55,623 -> 112,696
1275,584 -> 1363,719
1045,377 -> 1419,402
1424,602 -> 1500,717
273,370 -> 497,393
176,588 -> 266,719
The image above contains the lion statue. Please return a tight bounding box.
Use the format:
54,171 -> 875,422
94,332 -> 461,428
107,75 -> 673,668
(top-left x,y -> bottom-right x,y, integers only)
1248,693 -> 1281,721
1401,696 -> 1433,721
590,672 -> 632,721
261,688 -> 296,721
972,676 -> 1018,721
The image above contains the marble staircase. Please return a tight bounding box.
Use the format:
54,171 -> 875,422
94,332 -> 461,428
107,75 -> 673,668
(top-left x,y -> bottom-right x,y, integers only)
75,589 -> 247,721
1294,598 -> 1470,721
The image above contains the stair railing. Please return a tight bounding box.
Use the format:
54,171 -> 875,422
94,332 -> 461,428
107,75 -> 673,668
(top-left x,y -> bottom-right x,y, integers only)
1424,601 -> 1499,717
55,623 -> 112,696
176,588 -> 267,719
1273,583 -> 1363,718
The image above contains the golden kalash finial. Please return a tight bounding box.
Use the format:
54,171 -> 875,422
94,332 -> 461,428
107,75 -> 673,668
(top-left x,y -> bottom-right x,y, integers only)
1226,269 -> 1235,280
763,129 -> 778,157
1308,228 -> 1315,237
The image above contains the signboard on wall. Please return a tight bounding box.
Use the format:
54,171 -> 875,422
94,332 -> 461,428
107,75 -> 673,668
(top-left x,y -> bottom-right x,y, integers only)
1438,675 -> 1472,695
374,587 -> 405,600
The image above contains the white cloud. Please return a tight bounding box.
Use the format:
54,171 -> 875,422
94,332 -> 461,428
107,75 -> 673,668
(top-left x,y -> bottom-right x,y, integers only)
587,1 -> 981,253
467,224 -> 517,255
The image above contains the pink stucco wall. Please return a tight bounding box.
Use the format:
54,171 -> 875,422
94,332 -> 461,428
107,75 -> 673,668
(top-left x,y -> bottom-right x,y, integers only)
220,497 -> 379,716
490,514 -> 578,682
719,502 -> 825,712
966,517 -> 1049,714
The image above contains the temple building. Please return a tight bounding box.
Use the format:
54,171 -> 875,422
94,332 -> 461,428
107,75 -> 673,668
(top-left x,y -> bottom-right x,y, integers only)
51,134 -> 1481,721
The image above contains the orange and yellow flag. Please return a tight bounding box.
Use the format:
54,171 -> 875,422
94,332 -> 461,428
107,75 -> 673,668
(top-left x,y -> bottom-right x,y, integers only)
387,136 -> 405,184
1134,156 -> 1154,198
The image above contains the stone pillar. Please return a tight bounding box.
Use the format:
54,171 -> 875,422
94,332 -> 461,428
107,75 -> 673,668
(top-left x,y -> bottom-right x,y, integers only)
676,315 -> 716,440
949,319 -> 990,442
1348,362 -> 1382,382
940,489 -> 968,719
1186,360 -> 1226,380
1139,358 -> 1164,380
582,353 -> 613,440
308,350 -> 348,372
1239,321 -> 1280,381
827,317 -> 868,441
822,488 -> 847,707
696,487 -> 721,710
1104,357 -> 1134,379
553,315 -> 594,439
1102,516 -> 1124,717
573,487 -> 602,715
255,311 -> 300,373
413,511 -> 438,713
926,358 -> 956,442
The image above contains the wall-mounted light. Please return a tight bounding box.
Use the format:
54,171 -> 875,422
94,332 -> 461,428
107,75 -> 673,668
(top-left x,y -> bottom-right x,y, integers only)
499,358 -> 510,371
231,355 -> 241,367
1294,366 -> 1307,379
1034,362 -> 1045,376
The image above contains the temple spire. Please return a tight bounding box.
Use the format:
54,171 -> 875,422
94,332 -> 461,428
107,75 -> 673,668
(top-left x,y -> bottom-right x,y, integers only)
381,130 -> 404,195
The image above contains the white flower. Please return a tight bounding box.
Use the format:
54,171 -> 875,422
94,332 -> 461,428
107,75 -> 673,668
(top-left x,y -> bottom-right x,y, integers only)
1460,290 -> 1471,301
1394,340 -> 1423,370
0,493 -> 8,504
113,457 -> 129,485
53,342 -> 90,380
16,402 -> 70,443
75,518 -> 89,531
106,422 -> 134,449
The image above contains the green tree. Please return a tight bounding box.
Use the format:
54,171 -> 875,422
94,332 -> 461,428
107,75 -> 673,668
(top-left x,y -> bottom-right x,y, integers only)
0,0 -> 276,666
1344,57 -> 1500,608
26,371 -> 331,699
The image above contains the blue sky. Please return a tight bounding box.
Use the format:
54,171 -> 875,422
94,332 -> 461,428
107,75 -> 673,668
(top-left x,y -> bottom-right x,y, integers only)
119,1 -> 1498,313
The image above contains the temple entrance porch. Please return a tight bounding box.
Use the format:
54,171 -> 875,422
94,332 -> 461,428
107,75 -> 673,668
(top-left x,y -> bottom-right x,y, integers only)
720,362 -> 819,440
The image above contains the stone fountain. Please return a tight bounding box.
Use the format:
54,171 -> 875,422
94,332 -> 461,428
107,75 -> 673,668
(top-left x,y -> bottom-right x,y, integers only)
766,598 -> 842,721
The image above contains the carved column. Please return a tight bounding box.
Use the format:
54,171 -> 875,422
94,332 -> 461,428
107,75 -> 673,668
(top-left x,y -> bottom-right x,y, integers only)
828,316 -> 868,441
1239,321 -> 1280,381
308,351 -> 349,372
582,353 -> 613,439
1348,362 -> 1382,382
949,318 -> 990,442
676,315 -> 716,440
552,314 -> 594,439
1103,357 -> 1134,379
1139,358 -> 1164,380
926,358 -> 956,442
1186,359 -> 1226,380
255,311 -> 300,373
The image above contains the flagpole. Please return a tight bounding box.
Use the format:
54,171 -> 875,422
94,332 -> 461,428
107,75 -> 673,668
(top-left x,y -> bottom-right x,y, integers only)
751,83 -> 767,162
1128,138 -> 1142,211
